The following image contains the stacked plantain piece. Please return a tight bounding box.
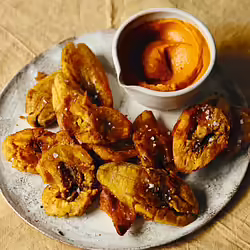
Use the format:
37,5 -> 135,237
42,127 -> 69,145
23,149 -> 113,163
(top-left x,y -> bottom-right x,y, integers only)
2,42 -> 250,236
3,42 -> 137,219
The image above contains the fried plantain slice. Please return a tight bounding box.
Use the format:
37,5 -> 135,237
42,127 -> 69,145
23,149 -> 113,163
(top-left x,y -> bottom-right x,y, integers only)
52,130 -> 76,146
52,72 -> 104,144
173,103 -> 230,173
42,185 -> 98,217
38,144 -> 99,217
2,129 -> 75,174
133,111 -> 173,170
2,128 -> 55,174
52,72 -> 132,144
37,144 -> 98,205
26,72 -> 58,127
97,162 -> 199,231
96,107 -> 132,144
91,139 -> 138,162
62,42 -> 113,107
100,187 -> 136,235
199,96 -> 250,154
225,106 -> 250,155
234,107 -> 250,147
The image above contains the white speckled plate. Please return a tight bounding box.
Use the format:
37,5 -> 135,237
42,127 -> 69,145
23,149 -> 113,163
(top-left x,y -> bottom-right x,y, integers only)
0,30 -> 249,250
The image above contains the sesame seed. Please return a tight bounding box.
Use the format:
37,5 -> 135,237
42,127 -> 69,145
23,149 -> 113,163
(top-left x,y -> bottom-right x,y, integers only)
240,119 -> 244,124
148,183 -> 154,188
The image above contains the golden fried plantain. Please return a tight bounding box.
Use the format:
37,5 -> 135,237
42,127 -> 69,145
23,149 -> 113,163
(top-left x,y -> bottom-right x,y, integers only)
97,162 -> 199,230
37,144 -> 98,217
225,106 -> 250,155
2,128 -> 55,174
235,108 -> 250,147
37,144 -> 96,192
91,139 -> 138,162
196,96 -> 250,155
52,72 -> 132,144
100,187 -> 136,235
52,130 -> 76,146
62,42 -> 113,107
52,72 -> 104,144
42,185 -> 98,217
26,72 -> 58,127
133,111 -> 173,170
2,128 -> 75,174
38,144 -> 99,216
173,103 -> 230,173
96,107 -> 132,144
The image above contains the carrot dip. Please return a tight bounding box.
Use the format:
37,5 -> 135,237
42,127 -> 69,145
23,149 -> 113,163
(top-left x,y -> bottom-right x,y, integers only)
118,19 -> 210,91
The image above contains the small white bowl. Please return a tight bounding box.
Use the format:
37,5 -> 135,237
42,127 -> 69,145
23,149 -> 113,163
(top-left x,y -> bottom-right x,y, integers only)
112,8 -> 216,110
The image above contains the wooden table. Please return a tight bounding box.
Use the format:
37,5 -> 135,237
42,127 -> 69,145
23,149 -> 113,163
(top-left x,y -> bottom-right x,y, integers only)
1,0 -> 250,249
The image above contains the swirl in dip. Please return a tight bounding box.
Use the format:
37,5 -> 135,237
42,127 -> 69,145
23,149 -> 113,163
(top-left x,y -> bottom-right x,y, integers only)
118,19 -> 210,92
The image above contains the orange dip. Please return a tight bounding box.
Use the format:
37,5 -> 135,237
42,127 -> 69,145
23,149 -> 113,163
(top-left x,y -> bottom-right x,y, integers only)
118,19 -> 210,91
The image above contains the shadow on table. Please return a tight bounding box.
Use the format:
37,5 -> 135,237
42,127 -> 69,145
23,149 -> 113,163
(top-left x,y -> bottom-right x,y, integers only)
156,47 -> 250,249
218,51 -> 250,106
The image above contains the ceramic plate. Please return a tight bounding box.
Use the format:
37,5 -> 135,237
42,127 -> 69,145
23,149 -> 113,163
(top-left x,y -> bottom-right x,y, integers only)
0,30 -> 249,249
